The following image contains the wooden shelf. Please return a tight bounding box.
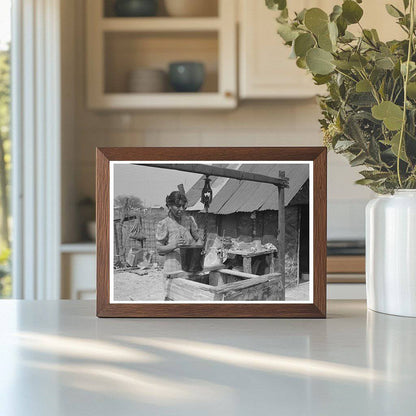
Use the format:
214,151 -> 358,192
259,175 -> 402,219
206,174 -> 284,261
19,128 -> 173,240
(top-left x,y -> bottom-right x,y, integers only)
61,243 -> 96,254
89,92 -> 235,110
101,17 -> 221,32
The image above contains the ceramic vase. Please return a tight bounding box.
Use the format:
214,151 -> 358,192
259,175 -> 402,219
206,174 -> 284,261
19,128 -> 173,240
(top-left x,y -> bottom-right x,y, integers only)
366,190 -> 416,317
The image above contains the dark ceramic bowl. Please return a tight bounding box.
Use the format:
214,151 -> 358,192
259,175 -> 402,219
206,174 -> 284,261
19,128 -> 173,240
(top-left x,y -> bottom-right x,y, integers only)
168,62 -> 205,93
114,0 -> 158,17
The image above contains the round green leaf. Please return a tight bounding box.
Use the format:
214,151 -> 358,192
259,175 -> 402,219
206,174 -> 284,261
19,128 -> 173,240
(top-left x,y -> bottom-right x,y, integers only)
342,0 -> 363,24
277,23 -> 299,42
333,59 -> 353,70
304,8 -> 329,35
318,32 -> 333,52
317,22 -> 337,52
294,33 -> 315,57
375,56 -> 395,70
407,82 -> 416,99
356,79 -> 372,92
306,48 -> 335,75
371,101 -> 403,131
350,53 -> 368,69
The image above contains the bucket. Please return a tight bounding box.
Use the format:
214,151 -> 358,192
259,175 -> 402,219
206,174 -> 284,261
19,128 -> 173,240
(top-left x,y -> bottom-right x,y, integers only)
180,246 -> 204,273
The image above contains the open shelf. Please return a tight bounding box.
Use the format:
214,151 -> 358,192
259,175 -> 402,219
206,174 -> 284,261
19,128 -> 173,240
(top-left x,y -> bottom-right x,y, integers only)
61,242 -> 96,254
104,31 -> 218,94
86,0 -> 236,109
90,92 -> 235,109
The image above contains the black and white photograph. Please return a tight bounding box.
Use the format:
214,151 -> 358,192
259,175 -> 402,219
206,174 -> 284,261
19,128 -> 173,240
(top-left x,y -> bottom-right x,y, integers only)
110,161 -> 313,303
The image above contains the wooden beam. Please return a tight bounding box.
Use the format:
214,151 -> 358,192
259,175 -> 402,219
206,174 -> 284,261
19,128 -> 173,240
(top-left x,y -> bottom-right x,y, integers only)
278,171 -> 286,300
217,268 -> 258,279
135,163 -> 289,187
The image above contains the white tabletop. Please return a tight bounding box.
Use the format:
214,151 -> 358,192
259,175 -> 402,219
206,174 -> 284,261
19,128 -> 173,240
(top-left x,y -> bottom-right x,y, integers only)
0,300 -> 415,416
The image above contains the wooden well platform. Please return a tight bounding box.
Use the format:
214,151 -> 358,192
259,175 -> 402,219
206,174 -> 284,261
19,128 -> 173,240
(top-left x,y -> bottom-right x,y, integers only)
165,269 -> 284,301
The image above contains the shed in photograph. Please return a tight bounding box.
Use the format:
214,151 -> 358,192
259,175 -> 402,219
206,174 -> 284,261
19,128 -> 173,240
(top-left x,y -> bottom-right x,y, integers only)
186,164 -> 310,287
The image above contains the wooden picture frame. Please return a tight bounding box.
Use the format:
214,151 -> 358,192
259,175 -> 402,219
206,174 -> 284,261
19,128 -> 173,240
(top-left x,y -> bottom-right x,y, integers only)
97,147 -> 327,318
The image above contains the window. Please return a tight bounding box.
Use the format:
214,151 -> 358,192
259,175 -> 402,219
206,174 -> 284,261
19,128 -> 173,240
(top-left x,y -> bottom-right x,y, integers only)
0,0 -> 11,298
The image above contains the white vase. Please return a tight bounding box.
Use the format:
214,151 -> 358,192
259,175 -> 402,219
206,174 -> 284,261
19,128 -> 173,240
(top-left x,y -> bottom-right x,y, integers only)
366,190 -> 416,317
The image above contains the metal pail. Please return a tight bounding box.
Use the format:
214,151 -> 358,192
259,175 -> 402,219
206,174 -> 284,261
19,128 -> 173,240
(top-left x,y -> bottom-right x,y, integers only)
180,246 -> 204,273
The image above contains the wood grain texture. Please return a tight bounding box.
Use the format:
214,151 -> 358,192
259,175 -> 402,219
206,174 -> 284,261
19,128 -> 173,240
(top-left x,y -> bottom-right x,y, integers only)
313,148 -> 327,318
96,147 -> 327,318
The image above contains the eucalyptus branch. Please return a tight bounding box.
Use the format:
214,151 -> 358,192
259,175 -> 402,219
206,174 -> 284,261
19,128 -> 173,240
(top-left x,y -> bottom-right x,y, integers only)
267,0 -> 416,193
334,68 -> 358,83
390,79 -> 398,101
358,69 -> 381,104
393,86 -> 404,103
397,0 -> 415,187
358,22 -> 378,49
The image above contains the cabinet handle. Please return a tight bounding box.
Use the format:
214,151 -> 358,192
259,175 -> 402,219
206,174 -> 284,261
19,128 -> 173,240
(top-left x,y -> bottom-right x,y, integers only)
225,91 -> 234,98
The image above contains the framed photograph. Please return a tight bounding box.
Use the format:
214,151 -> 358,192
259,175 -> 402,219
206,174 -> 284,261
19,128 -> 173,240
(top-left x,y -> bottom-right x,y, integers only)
96,147 -> 327,318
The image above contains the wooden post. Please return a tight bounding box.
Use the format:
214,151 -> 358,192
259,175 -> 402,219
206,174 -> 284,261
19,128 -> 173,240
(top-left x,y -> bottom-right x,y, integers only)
278,171 -> 286,299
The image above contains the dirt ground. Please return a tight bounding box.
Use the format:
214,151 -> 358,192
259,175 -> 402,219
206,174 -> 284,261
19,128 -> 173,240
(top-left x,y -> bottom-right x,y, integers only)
114,270 -> 166,301
285,282 -> 310,301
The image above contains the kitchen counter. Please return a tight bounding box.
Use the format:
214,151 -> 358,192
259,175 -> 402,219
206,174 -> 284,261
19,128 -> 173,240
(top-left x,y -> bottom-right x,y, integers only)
1,300 -> 415,415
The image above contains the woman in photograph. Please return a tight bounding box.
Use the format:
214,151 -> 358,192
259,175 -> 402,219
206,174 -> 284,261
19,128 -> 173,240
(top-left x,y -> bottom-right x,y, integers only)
156,191 -> 201,273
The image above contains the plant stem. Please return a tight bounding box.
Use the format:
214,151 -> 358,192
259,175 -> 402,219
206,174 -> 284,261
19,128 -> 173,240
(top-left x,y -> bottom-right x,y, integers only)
334,68 -> 357,83
398,0 -> 415,188
358,69 -> 380,104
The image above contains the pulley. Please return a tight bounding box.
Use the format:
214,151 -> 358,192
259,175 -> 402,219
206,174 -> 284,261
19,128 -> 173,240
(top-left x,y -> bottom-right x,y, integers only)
200,175 -> 213,250
200,175 -> 213,210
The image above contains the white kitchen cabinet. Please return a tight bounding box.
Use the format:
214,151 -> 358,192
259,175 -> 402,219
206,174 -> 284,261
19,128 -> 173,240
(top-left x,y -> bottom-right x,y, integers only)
239,0 -> 325,99
86,0 -> 237,109
238,0 -> 404,99
61,244 -> 96,300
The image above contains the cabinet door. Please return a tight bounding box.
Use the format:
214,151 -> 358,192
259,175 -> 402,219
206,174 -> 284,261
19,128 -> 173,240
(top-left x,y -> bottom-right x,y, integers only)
62,253 -> 96,300
239,0 -> 322,99
239,0 -> 405,99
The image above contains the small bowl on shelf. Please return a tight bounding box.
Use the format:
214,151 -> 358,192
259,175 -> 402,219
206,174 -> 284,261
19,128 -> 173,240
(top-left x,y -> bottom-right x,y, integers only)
127,68 -> 167,93
114,0 -> 158,17
164,0 -> 217,17
168,62 -> 205,93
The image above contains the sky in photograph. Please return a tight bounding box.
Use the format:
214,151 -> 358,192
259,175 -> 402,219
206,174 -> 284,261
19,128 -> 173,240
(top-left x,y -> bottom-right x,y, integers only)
114,164 -> 202,207
0,0 -> 11,50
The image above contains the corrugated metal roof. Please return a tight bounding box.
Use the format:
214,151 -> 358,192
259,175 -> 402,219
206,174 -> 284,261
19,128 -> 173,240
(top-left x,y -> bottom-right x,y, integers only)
186,163 -> 309,214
